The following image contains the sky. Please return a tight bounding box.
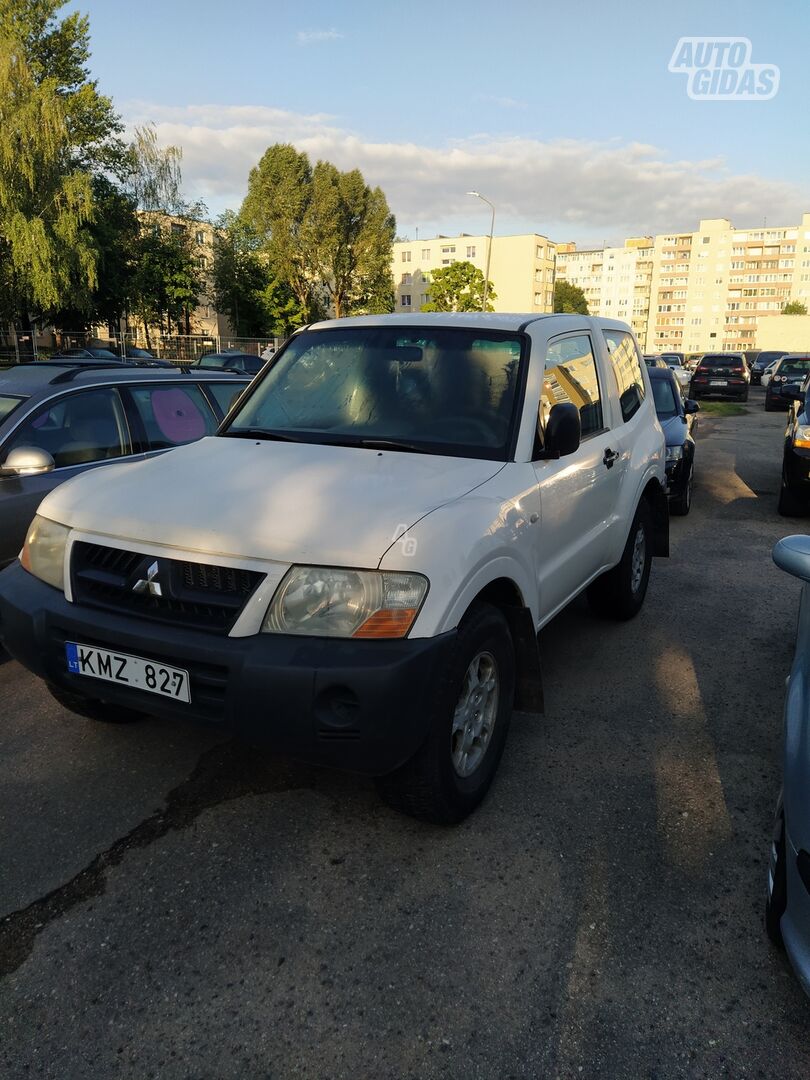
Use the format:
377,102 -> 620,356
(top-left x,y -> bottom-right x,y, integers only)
67,0 -> 810,247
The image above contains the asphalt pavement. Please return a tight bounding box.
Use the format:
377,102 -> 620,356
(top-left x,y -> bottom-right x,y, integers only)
1,385 -> 809,1079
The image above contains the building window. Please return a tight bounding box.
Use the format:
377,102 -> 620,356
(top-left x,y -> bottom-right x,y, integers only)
534,292 -> 543,305
441,246 -> 456,254
195,230 -> 206,245
401,294 -> 411,306
466,246 -> 476,258
401,251 -> 411,262
420,294 -> 429,305
171,222 -> 185,235
536,245 -> 544,259
401,273 -> 412,284
421,248 -> 431,260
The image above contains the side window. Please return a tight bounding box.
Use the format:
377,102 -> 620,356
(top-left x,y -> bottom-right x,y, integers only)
604,330 -> 646,422
207,382 -> 246,417
6,389 -> 128,468
128,385 -> 218,450
541,334 -> 603,438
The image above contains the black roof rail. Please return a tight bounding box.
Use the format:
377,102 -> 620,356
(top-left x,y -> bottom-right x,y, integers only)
48,363 -> 127,384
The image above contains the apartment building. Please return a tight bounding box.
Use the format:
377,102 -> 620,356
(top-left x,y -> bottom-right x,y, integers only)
648,215 -> 810,354
392,233 -> 556,314
555,238 -> 653,346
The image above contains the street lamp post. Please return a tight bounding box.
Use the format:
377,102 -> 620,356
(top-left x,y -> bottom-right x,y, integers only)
466,191 -> 495,312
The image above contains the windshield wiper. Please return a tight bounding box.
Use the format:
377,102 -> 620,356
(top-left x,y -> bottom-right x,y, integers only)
222,428 -> 307,442
360,438 -> 432,454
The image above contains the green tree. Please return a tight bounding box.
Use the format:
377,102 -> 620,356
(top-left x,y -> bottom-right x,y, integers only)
211,211 -> 272,337
0,33 -> 96,324
260,273 -> 306,338
553,280 -> 589,314
420,261 -> 496,312
241,143 -> 396,320
783,300 -> 808,315
130,224 -> 201,347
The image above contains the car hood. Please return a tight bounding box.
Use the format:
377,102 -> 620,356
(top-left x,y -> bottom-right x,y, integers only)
40,436 -> 505,566
659,415 -> 688,447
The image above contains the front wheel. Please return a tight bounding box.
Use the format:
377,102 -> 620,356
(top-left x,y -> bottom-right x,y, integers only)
671,462 -> 693,516
376,602 -> 515,824
777,472 -> 805,517
587,501 -> 653,620
766,796 -> 787,948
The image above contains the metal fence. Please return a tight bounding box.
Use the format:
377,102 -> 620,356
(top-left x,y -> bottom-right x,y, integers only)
0,330 -> 282,367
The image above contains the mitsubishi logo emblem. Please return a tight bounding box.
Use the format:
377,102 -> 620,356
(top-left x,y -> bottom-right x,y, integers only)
132,560 -> 163,597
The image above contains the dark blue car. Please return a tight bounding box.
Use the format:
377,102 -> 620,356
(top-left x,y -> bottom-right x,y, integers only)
648,366 -> 699,516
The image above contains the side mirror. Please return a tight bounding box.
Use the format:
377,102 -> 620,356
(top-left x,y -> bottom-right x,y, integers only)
684,399 -> 700,415
0,446 -> 56,477
774,535 -> 810,582
536,402 -> 581,460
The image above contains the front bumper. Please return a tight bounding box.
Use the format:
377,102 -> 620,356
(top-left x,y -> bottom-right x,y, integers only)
0,562 -> 456,775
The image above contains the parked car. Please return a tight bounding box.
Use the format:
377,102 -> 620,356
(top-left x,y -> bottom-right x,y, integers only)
775,377 -> 810,515
661,355 -> 692,393
689,352 -> 750,401
765,355 -> 810,411
766,533 -> 810,998
0,314 -> 670,823
196,350 -> 266,376
659,351 -> 685,367
50,347 -> 120,362
762,360 -> 780,389
643,355 -> 669,369
752,350 -> 787,386
0,365 -> 249,568
648,367 -> 699,515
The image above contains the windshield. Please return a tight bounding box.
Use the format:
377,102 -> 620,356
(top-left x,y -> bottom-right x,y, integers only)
699,356 -> 742,368
779,358 -> 810,378
652,378 -> 679,419
758,352 -> 785,365
0,394 -> 27,423
225,327 -> 526,459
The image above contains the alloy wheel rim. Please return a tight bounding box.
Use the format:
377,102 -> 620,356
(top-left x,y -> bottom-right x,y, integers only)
630,525 -> 647,594
451,651 -> 499,778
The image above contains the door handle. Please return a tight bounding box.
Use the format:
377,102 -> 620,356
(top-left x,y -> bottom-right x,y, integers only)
603,448 -> 619,469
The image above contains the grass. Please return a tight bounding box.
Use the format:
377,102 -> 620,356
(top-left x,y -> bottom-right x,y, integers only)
696,401 -> 747,417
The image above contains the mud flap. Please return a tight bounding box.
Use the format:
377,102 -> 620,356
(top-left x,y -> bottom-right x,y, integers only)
651,483 -> 670,557
504,606 -> 544,715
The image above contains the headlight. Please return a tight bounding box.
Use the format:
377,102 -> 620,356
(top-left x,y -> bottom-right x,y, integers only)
263,566 -> 428,639
794,426 -> 810,449
19,515 -> 70,591
666,445 -> 684,462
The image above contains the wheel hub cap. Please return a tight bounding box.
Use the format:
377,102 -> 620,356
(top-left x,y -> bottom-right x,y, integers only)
451,651 -> 499,778
630,525 -> 646,594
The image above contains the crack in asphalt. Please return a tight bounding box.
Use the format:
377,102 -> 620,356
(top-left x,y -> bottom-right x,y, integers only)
0,739 -> 320,977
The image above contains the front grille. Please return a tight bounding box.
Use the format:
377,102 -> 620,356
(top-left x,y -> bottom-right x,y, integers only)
71,542 -> 265,634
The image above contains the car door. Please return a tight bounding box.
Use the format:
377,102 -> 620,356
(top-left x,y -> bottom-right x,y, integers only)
531,331 -> 624,622
0,387 -> 131,566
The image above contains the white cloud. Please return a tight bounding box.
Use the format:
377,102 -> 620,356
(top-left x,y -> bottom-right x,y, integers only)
121,101 -> 810,244
296,29 -> 343,45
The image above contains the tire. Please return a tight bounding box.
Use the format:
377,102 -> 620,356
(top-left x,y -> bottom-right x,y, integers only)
47,683 -> 148,724
766,796 -> 787,948
777,472 -> 805,517
587,500 -> 653,620
376,602 -> 515,825
765,396 -> 776,412
742,391 -> 749,403
670,462 -> 693,516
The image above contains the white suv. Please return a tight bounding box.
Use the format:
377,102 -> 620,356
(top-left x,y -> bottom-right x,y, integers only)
0,314 -> 668,823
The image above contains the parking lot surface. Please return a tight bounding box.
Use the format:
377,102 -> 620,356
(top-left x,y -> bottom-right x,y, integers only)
1,386 -> 809,1079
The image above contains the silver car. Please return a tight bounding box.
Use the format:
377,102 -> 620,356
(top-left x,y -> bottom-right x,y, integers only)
766,534 -> 810,997
0,363 -> 249,568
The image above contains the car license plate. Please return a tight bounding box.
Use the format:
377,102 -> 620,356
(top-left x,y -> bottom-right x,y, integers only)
65,642 -> 190,702
710,379 -> 727,386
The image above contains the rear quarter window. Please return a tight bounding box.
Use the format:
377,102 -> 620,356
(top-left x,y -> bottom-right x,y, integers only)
128,385 -> 218,450
603,330 -> 646,422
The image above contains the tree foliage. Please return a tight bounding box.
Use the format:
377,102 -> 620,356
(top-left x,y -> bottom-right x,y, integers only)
0,33 -> 96,321
553,280 -> 589,314
241,143 -> 396,321
130,222 -> 201,344
420,261 -> 496,312
783,300 -> 808,315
